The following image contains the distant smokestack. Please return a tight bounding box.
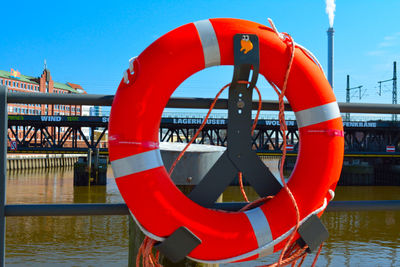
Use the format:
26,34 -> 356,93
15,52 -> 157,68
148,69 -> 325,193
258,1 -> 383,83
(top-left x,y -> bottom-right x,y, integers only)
327,27 -> 334,89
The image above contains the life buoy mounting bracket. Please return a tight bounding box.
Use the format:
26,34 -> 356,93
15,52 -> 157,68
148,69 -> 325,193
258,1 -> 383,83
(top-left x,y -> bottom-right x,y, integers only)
188,34 -> 282,208
152,33 -> 329,263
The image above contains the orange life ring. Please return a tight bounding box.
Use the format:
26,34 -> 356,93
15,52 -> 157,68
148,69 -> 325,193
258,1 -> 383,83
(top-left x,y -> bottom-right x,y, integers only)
109,18 -> 344,263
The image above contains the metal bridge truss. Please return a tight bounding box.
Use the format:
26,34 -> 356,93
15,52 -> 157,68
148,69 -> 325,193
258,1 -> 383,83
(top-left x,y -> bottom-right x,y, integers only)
7,116 -> 400,155
159,124 -> 299,151
158,119 -> 400,155
7,115 -> 108,153
344,128 -> 400,153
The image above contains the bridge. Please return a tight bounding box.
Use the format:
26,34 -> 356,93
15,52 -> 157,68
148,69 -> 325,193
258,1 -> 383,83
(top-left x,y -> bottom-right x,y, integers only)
7,115 -> 108,154
7,114 -> 400,158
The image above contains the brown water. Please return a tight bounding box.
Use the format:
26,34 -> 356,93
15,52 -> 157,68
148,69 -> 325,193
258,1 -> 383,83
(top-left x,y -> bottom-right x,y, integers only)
5,167 -> 400,266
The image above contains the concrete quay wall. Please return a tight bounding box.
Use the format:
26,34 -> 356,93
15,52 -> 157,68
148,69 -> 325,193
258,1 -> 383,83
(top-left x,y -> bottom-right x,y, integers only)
7,154 -> 82,170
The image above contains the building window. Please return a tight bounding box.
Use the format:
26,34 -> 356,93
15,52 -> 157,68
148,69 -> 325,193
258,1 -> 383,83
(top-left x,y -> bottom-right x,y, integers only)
12,81 -> 15,87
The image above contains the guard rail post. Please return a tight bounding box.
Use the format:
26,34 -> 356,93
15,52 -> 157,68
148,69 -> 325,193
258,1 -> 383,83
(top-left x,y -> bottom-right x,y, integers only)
0,86 -> 7,267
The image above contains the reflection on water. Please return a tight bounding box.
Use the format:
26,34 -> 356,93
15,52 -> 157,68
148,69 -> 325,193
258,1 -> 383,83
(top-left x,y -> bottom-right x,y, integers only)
5,167 -> 400,266
6,167 -> 128,266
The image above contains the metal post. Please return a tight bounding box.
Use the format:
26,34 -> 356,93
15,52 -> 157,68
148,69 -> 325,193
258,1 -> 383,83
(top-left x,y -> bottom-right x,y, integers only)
87,149 -> 92,185
393,61 -> 397,121
327,27 -> 334,89
0,85 -> 7,266
94,148 -> 99,184
346,75 -> 350,121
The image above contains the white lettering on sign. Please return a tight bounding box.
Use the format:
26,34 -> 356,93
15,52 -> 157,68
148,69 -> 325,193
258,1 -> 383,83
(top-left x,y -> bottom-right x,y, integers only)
41,116 -> 62,122
264,120 -> 295,126
172,118 -> 226,125
343,122 -> 377,128
102,117 -> 109,123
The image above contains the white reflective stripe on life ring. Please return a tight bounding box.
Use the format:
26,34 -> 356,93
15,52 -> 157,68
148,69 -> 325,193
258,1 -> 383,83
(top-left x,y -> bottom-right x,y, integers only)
244,207 -> 273,254
194,19 -> 221,68
295,101 -> 341,128
111,149 -> 163,178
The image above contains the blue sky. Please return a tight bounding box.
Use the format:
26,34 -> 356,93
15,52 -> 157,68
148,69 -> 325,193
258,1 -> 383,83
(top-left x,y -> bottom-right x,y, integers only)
1,0 -> 400,107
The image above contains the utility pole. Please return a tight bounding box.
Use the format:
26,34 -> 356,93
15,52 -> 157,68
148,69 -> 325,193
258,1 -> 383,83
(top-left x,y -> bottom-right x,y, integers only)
345,75 -> 363,121
393,61 -> 397,121
377,61 -> 397,121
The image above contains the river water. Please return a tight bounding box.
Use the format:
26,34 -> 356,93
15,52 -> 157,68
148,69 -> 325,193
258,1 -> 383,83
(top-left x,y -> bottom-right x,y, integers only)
5,167 -> 400,266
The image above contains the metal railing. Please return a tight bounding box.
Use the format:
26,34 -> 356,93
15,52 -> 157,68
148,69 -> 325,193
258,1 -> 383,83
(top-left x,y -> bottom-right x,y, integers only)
1,86 -> 400,266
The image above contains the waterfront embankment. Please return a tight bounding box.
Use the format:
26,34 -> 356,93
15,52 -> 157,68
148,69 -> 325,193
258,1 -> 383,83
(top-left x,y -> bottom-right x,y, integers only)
6,154 -> 81,171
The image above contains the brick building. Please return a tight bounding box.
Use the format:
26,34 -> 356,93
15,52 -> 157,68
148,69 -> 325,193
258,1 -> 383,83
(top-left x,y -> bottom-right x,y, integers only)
0,66 -> 86,115
1,66 -> 89,149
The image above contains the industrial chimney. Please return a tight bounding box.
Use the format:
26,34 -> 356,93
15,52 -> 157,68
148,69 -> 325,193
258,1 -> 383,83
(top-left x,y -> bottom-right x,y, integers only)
327,27 -> 334,89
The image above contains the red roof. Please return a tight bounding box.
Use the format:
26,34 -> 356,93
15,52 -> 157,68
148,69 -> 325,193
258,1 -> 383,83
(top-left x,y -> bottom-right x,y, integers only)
67,82 -> 83,90
67,82 -> 87,94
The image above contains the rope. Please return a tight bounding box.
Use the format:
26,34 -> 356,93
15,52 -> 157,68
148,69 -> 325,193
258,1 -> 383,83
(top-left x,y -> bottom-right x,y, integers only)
311,243 -> 324,267
238,172 -> 249,202
260,18 -> 325,267
253,19 -> 305,267
136,237 -> 161,267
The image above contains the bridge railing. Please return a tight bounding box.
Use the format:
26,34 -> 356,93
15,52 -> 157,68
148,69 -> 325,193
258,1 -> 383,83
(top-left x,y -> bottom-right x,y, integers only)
1,85 -> 400,266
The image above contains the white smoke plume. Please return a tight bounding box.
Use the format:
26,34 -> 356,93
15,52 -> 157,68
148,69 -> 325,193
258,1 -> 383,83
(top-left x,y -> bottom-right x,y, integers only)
325,0 -> 336,27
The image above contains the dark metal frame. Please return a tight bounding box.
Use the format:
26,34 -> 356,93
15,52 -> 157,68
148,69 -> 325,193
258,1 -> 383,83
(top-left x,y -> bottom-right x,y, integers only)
1,87 -> 400,266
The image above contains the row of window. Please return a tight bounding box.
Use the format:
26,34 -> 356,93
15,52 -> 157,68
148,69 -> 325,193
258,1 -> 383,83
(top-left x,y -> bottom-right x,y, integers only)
54,89 -> 68,94
11,108 -> 41,115
10,134 -> 84,140
8,104 -> 80,112
1,79 -> 40,91
8,104 -> 41,109
54,104 -> 70,111
9,108 -> 81,115
1,79 -> 69,94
